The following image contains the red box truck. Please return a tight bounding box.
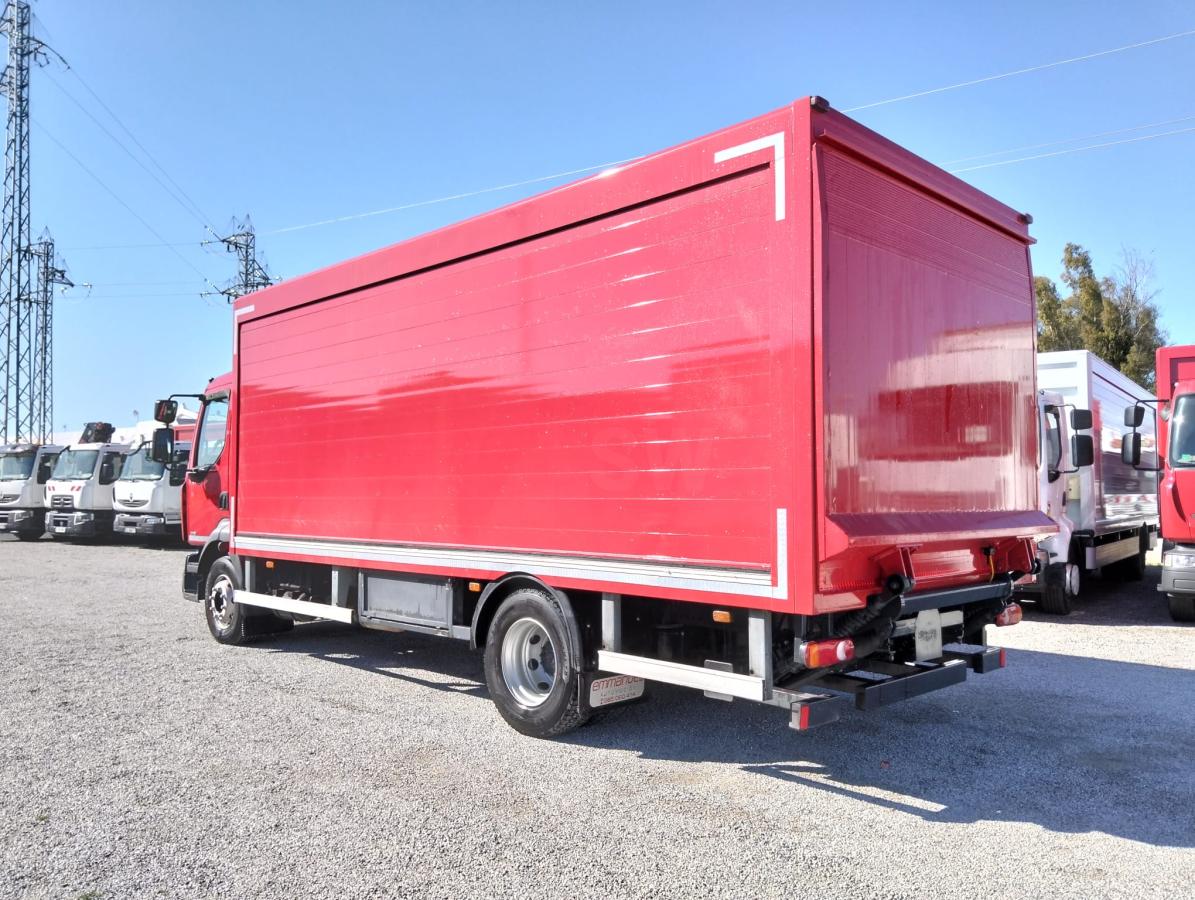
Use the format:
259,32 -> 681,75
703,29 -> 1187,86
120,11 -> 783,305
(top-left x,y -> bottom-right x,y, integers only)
154,97 -> 1052,736
1123,344 -> 1195,621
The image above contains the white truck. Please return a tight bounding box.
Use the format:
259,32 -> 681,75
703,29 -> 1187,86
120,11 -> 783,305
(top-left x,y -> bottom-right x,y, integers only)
43,427 -> 131,539
0,443 -> 62,540
112,441 -> 191,539
1030,350 -> 1160,613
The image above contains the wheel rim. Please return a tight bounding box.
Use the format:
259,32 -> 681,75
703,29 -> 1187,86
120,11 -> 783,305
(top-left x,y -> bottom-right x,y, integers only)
500,617 -> 557,708
208,573 -> 236,632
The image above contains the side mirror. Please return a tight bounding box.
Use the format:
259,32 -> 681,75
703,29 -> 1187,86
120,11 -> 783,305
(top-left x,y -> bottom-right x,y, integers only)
1121,431 -> 1142,467
150,427 -> 175,464
1124,405 -> 1145,428
187,466 -> 208,484
36,457 -> 55,485
98,459 -> 116,485
154,399 -> 179,425
1070,434 -> 1094,468
1070,408 -> 1092,431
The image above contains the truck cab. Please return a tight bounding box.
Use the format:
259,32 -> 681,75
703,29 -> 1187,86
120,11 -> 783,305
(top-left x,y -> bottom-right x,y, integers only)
43,442 -> 130,538
1017,391 -> 1093,613
146,375 -> 232,590
0,443 -> 62,540
112,441 -> 192,539
1161,380 -> 1195,613
1122,344 -> 1195,621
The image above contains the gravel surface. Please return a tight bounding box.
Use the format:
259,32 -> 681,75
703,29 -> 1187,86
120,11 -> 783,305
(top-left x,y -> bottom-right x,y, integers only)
1,536 -> 1193,899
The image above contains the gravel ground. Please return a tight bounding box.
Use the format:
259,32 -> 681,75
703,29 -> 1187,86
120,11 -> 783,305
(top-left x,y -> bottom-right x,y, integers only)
1,536 -> 1192,900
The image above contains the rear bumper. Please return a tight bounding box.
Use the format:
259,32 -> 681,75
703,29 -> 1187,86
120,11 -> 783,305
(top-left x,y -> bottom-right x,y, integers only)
0,508 -> 41,535
812,643 -> 1005,711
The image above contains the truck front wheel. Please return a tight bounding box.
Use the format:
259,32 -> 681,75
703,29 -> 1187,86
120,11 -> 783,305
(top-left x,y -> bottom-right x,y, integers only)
204,557 -> 254,645
203,557 -> 293,644
1168,594 -> 1195,623
482,587 -> 589,738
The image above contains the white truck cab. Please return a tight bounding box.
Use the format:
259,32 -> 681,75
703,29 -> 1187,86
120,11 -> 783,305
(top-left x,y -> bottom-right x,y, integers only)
43,442 -> 130,538
1020,391 -> 1091,613
0,443 -> 63,540
112,442 -> 191,538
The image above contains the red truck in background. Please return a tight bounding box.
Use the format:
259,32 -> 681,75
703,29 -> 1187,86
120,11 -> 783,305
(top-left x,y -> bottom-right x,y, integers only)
1123,344 -> 1195,622
151,97 -> 1052,737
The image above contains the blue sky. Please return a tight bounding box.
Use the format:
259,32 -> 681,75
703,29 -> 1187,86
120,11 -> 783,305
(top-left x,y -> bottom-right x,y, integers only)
30,0 -> 1195,431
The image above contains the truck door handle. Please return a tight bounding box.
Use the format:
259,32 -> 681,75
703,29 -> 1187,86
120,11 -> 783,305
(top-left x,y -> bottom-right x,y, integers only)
218,491 -> 229,510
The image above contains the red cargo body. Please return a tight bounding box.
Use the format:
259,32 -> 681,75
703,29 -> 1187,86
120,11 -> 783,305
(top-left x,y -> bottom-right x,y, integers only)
227,98 -> 1049,616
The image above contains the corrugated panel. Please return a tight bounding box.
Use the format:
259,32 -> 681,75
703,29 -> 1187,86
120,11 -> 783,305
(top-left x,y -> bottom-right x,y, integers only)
237,167 -> 781,568
819,147 -> 1037,519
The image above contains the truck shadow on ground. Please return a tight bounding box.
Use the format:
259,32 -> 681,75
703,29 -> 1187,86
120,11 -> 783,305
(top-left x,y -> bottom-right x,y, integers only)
1020,564 -> 1184,627
260,619 -> 1195,848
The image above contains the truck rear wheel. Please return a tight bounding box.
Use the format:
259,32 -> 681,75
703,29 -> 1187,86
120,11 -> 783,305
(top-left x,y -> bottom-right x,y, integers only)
1115,528 -> 1149,582
203,557 -> 293,644
1168,595 -> 1195,623
1039,563 -> 1072,615
482,587 -> 588,738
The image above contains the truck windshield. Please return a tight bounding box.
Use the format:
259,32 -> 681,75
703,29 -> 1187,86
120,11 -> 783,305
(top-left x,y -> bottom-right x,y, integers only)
1171,394 -> 1195,467
51,449 -> 100,480
119,447 -> 166,481
0,451 -> 35,480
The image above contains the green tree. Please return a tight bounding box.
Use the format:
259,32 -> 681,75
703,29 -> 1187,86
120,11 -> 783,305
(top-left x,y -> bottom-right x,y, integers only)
1035,244 -> 1167,390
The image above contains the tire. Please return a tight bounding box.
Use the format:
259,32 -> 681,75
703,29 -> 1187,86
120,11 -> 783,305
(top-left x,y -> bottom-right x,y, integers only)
1117,528 -> 1149,582
203,557 -> 293,644
1039,563 -> 1072,615
1169,594 -> 1195,623
482,587 -> 589,738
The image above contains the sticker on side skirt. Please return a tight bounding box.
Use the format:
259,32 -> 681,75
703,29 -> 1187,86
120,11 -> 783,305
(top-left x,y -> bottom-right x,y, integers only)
589,674 -> 646,708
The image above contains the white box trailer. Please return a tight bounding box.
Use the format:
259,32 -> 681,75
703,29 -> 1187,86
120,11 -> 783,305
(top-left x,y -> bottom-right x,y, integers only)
1035,350 -> 1159,609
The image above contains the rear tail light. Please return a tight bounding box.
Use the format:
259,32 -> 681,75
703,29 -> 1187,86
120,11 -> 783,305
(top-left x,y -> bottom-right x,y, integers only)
799,638 -> 854,669
995,603 -> 1022,627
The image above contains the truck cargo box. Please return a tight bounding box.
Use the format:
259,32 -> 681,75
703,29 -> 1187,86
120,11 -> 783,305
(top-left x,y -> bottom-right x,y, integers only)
229,97 -> 1051,616
1037,350 -> 1159,537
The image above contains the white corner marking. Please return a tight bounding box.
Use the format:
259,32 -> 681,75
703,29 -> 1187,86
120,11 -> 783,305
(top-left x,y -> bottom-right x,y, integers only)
773,507 -> 788,600
713,132 -> 786,221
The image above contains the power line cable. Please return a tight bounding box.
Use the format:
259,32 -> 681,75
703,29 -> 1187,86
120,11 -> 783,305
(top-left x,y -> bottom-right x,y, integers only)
260,156 -> 641,236
949,125 -> 1195,173
63,65 -> 217,231
42,70 -> 215,233
844,27 -> 1195,112
944,113 -> 1195,164
34,120 -> 223,295
60,240 -> 202,250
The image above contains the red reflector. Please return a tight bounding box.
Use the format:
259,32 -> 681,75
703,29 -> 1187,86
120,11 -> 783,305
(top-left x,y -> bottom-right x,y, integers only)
796,704 -> 811,731
799,638 -> 855,668
994,603 -> 1023,627
999,648 -> 1007,668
